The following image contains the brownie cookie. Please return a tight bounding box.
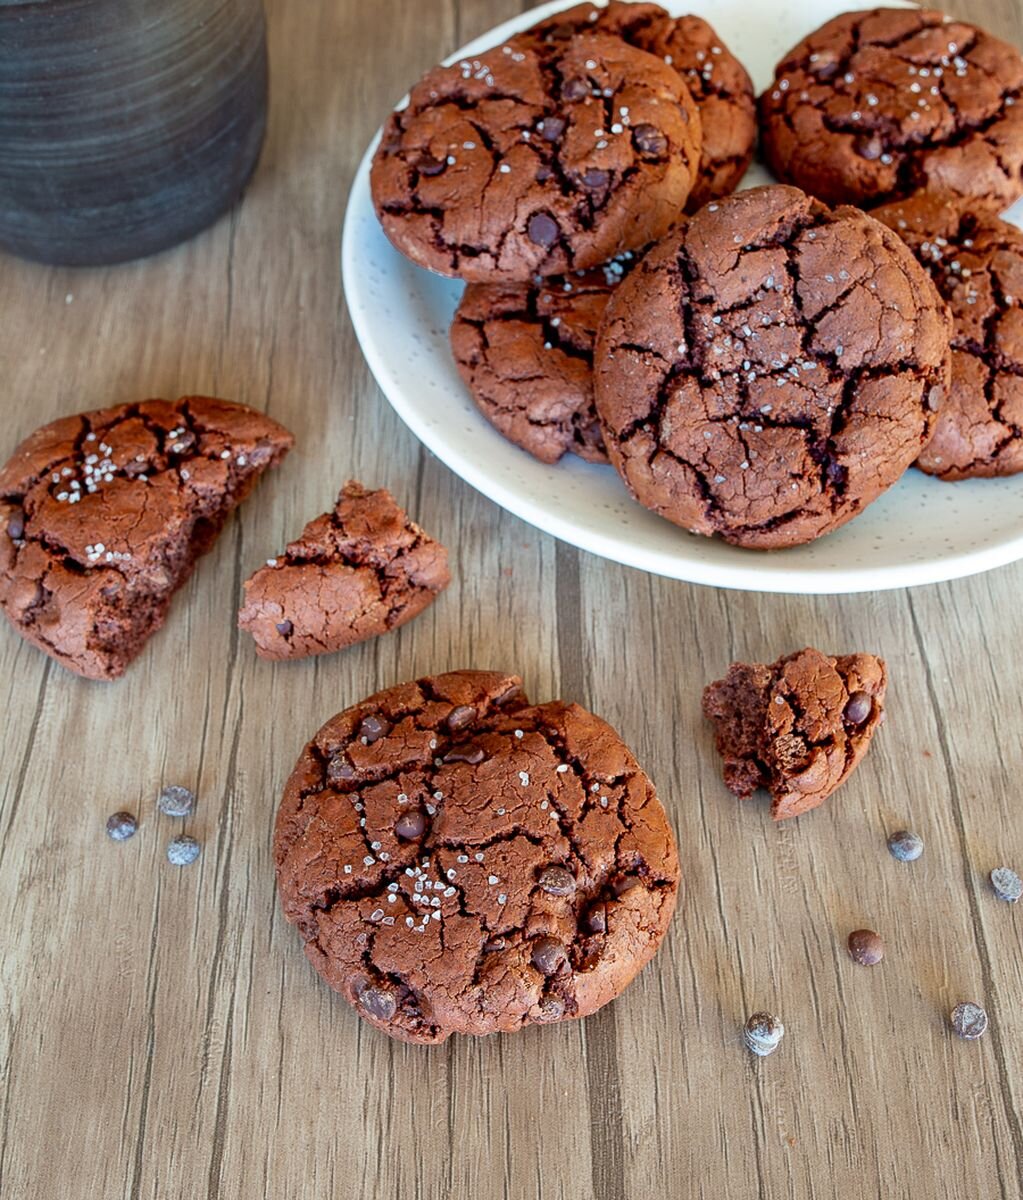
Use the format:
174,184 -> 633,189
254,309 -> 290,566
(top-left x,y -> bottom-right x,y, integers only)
0,397 -> 293,680
450,257 -> 642,463
274,670 -> 679,1043
593,185 -> 952,549
523,1 -> 755,210
875,194 -> 1023,480
703,648 -> 887,821
759,8 -> 1023,212
370,33 -> 701,283
238,482 -> 450,660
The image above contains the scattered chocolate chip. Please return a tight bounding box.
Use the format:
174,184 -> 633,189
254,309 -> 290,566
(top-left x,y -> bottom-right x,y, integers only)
887,829 -> 924,862
531,936 -> 568,976
106,811 -> 137,841
927,384 -> 943,411
847,928 -> 885,966
327,755 -> 357,785
633,124 -> 667,157
582,168 -> 609,189
443,743 -> 485,765
561,77 -> 589,102
541,116 -> 566,141
358,714 -> 391,744
583,904 -> 607,934
416,154 -> 447,177
394,809 -> 427,840
990,866 -> 1022,903
166,834 -> 200,866
744,1012 -> 785,1056
446,705 -> 476,732
537,995 -> 565,1022
359,985 -> 397,1021
6,507 -> 25,541
950,1001 -> 988,1040
538,865 -> 576,896
158,784 -> 195,818
854,135 -> 884,161
527,212 -> 559,249
843,691 -> 873,725
275,620 -> 293,637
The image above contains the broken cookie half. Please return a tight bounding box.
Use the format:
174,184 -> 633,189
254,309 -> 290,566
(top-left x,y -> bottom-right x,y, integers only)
702,647 -> 887,820
238,481 -> 449,660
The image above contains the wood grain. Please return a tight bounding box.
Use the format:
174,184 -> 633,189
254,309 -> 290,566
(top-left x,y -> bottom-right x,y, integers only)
1,1 -> 1023,1197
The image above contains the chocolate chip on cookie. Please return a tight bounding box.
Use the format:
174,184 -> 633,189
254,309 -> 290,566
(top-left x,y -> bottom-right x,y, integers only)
371,33 -> 702,283
0,397 -> 293,679
238,482 -> 449,661
875,193 -> 1023,480
523,1 -> 755,211
594,185 -> 952,549
759,8 -> 1023,212
274,670 -> 680,1043
703,648 -> 888,821
450,257 -> 641,464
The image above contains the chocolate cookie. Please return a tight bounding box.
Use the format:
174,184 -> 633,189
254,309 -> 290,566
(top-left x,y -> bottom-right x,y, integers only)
593,185 -> 952,549
370,33 -> 702,283
274,670 -> 679,1043
703,648 -> 887,821
758,8 -> 1023,212
523,1 -> 755,210
875,194 -> 1023,480
238,482 -> 450,660
0,397 -> 293,680
450,258 -> 641,463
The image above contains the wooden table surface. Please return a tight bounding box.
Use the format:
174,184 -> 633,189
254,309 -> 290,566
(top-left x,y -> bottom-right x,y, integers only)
2,1 -> 1023,1197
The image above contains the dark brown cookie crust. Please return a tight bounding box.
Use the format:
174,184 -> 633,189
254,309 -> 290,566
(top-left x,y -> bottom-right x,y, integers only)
0,397 -> 293,680
703,648 -> 887,821
370,32 -> 701,283
758,8 -> 1023,212
238,482 -> 449,660
875,194 -> 1023,480
593,185 -> 952,549
274,670 -> 679,1043
523,1 -> 755,211
451,260 -> 642,463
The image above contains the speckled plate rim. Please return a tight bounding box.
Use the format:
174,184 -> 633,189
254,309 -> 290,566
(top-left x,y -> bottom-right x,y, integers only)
342,0 -> 1023,595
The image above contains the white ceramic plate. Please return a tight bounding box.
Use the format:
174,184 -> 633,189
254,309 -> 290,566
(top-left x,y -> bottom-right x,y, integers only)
342,0 -> 1023,594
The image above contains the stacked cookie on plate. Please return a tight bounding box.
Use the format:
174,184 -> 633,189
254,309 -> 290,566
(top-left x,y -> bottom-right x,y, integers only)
372,4 -> 1023,550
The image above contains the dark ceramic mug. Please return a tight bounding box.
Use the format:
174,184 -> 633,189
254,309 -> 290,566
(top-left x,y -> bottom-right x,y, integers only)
0,0 -> 267,266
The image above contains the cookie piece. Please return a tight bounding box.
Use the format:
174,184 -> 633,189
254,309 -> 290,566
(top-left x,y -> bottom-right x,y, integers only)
274,670 -> 679,1043
450,257 -> 642,463
703,648 -> 887,821
238,482 -> 450,660
0,397 -> 293,680
593,185 -> 952,549
370,33 -> 701,283
875,194 -> 1023,480
758,8 -> 1023,212
523,1 -> 755,210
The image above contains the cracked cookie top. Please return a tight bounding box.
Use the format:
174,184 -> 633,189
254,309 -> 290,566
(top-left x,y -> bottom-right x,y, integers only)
521,1 -> 755,211
274,670 -> 679,1043
703,648 -> 888,821
593,185 -> 952,550
758,7 -> 1023,212
0,396 -> 293,679
238,481 -> 449,660
449,255 -> 642,463
875,193 -> 1023,480
370,33 -> 702,283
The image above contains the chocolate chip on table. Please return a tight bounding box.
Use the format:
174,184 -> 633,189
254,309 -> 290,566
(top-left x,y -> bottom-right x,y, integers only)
744,1012 -> 785,1057
633,123 -> 667,157
887,830 -> 924,862
527,212 -> 559,249
531,936 -> 568,976
847,929 -> 885,966
394,809 -> 427,841
358,714 -> 391,745
990,867 -> 1023,903
158,784 -> 195,818
106,811 -> 137,841
537,865 -> 576,896
6,507 -> 25,541
166,835 -> 200,866
950,1001 -> 988,1040
843,691 -> 873,726
359,985 -> 397,1021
